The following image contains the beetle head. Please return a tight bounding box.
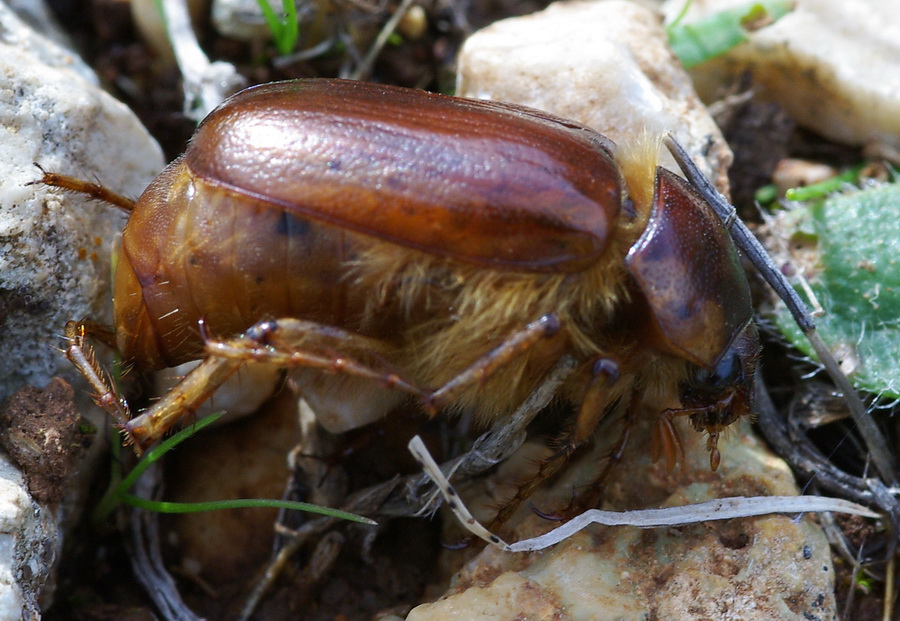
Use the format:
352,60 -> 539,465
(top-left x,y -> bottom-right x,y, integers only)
677,322 -> 761,470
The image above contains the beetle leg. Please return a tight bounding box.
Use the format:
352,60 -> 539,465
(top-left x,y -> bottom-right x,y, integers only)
33,165 -> 135,212
124,318 -> 425,451
425,314 -> 563,414
487,357 -> 622,531
650,412 -> 686,473
568,392 -> 641,513
63,321 -> 131,427
125,314 -> 565,451
205,319 -> 425,397
124,355 -> 245,451
660,404 -> 728,471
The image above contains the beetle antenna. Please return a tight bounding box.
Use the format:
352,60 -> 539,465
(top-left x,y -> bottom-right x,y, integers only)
662,135 -> 896,485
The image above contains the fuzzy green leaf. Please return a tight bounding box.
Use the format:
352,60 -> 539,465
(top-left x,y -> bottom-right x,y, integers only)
772,181 -> 900,398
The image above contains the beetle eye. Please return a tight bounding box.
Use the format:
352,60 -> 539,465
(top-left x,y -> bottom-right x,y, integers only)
713,348 -> 742,385
688,349 -> 742,393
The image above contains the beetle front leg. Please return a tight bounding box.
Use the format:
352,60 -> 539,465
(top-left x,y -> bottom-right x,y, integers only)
650,412 -> 686,473
488,357 -> 623,531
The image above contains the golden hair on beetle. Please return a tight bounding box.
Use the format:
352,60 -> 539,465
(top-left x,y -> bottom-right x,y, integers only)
343,133 -> 690,425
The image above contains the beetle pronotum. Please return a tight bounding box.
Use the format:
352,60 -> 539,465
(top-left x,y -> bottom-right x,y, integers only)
45,78 -> 883,521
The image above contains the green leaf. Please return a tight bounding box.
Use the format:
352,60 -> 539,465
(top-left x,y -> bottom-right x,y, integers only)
667,0 -> 793,68
771,181 -> 900,398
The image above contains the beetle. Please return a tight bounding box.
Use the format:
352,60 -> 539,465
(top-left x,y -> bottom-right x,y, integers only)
50,78 -> 763,511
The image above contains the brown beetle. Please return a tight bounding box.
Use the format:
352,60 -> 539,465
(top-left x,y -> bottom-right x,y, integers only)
52,79 -> 761,504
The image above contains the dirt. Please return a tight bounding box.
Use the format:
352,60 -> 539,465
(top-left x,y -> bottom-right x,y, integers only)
0,378 -> 91,505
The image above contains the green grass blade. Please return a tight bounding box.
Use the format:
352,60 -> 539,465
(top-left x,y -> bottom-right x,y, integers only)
120,495 -> 377,525
784,165 -> 865,202
94,411 -> 376,526
94,413 -> 225,520
256,0 -> 300,55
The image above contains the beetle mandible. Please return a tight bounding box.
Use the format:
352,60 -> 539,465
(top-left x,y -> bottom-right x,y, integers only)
51,78 -> 761,501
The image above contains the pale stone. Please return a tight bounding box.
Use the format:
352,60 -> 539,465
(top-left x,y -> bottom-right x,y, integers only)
210,0 -> 280,40
0,451 -> 58,621
408,417 -> 836,620
662,0 -> 900,154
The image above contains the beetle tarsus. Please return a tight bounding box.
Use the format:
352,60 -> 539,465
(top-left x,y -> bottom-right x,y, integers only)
63,321 -> 131,427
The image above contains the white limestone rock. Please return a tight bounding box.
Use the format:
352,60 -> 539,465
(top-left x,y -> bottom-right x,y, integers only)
0,451 -> 58,621
663,0 -> 900,155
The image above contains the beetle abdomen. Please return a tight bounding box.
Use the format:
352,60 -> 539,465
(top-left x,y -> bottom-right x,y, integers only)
115,160 -> 370,368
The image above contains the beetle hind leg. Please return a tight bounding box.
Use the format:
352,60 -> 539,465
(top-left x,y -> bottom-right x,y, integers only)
124,317 -> 425,451
34,166 -> 136,212
208,318 -> 424,398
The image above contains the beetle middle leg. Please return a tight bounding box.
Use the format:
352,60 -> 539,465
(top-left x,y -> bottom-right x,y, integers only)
487,357 -> 626,531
